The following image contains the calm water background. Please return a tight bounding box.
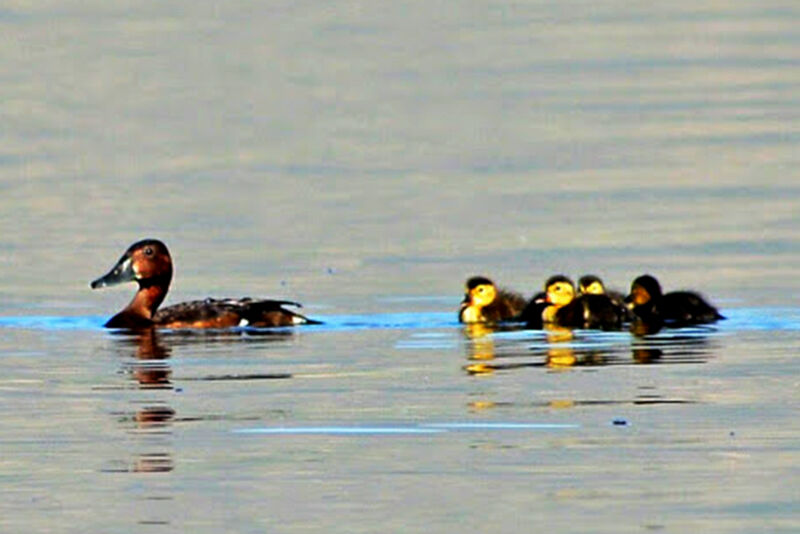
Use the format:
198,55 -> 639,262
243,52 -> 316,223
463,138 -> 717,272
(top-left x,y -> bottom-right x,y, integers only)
1,1 -> 798,533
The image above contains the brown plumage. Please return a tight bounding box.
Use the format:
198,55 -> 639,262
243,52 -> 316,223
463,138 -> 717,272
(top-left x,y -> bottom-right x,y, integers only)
91,239 -> 319,329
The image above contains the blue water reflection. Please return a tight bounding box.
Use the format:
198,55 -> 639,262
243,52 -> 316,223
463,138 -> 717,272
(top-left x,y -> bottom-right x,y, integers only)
1,308 -> 798,332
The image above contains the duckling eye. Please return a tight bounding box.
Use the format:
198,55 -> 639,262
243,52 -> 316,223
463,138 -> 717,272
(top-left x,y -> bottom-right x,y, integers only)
144,247 -> 154,256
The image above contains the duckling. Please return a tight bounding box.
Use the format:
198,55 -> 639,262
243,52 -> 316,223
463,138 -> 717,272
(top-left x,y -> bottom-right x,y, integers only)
543,275 -> 624,330
626,274 -> 724,327
542,275 -> 583,327
459,276 -> 527,324
578,274 -> 632,322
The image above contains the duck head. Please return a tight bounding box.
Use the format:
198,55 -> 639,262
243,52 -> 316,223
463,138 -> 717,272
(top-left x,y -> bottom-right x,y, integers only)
91,239 -> 173,290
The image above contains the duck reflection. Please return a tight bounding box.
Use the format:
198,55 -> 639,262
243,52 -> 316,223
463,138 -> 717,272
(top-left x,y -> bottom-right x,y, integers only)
105,329 -> 176,478
112,329 -> 173,389
132,405 -> 176,427
130,453 -> 174,473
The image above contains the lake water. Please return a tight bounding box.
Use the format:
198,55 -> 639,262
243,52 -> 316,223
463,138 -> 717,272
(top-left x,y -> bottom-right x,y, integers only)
1,1 -> 798,533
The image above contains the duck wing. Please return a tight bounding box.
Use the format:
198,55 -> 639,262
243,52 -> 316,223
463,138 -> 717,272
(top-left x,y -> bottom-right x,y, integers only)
153,298 -> 321,328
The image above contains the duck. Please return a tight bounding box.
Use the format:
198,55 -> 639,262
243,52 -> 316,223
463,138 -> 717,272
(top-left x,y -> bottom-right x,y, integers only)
625,274 -> 724,327
542,275 -> 624,330
458,276 -> 527,324
90,239 -> 320,329
577,274 -> 632,322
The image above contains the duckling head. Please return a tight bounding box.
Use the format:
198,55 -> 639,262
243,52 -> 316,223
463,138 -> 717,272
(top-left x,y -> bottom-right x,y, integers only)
578,274 -> 606,296
545,275 -> 575,307
464,276 -> 498,309
628,274 -> 662,306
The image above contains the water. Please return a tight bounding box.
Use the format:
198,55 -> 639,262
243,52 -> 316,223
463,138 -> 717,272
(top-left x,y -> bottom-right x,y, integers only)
1,1 -> 799,533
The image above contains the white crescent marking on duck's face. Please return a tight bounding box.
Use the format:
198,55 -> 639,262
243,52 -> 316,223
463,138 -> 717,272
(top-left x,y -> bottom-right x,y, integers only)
120,257 -> 134,276
238,319 -> 249,327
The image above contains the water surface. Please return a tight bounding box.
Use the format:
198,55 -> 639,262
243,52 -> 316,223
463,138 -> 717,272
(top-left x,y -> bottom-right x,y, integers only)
1,1 -> 798,533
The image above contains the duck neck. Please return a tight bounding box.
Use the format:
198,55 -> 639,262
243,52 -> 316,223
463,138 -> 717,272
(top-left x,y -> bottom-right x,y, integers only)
125,275 -> 171,320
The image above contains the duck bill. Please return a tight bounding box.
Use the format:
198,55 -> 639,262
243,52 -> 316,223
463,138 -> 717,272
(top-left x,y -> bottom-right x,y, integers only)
90,255 -> 135,289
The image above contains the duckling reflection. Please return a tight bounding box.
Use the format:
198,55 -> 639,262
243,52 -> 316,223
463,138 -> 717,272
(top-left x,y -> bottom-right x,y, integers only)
463,322 -> 498,361
461,322 -> 545,375
543,326 -> 579,368
629,328 -> 716,365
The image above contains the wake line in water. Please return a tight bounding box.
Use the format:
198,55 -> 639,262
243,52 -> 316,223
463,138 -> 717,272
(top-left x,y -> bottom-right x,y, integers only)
0,312 -> 459,332
232,422 -> 581,436
0,309 -> 798,332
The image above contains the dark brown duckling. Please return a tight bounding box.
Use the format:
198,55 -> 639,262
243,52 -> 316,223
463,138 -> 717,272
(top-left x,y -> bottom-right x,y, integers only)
91,239 -> 320,329
459,276 -> 527,324
625,274 -> 724,327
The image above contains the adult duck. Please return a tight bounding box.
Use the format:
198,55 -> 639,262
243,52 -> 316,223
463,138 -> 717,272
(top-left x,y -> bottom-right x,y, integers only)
91,239 -> 319,329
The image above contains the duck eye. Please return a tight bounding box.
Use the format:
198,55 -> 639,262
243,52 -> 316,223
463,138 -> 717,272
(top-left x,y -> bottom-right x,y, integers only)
144,247 -> 154,256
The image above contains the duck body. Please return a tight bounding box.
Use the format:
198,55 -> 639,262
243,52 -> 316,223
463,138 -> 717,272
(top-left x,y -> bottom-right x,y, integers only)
152,298 -> 313,328
459,276 -> 527,324
92,239 -> 319,329
626,274 -> 724,327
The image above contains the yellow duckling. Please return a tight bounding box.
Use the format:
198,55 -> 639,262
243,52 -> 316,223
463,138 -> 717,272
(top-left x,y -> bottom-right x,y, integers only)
543,275 -> 624,330
459,276 -> 527,324
577,274 -> 632,323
